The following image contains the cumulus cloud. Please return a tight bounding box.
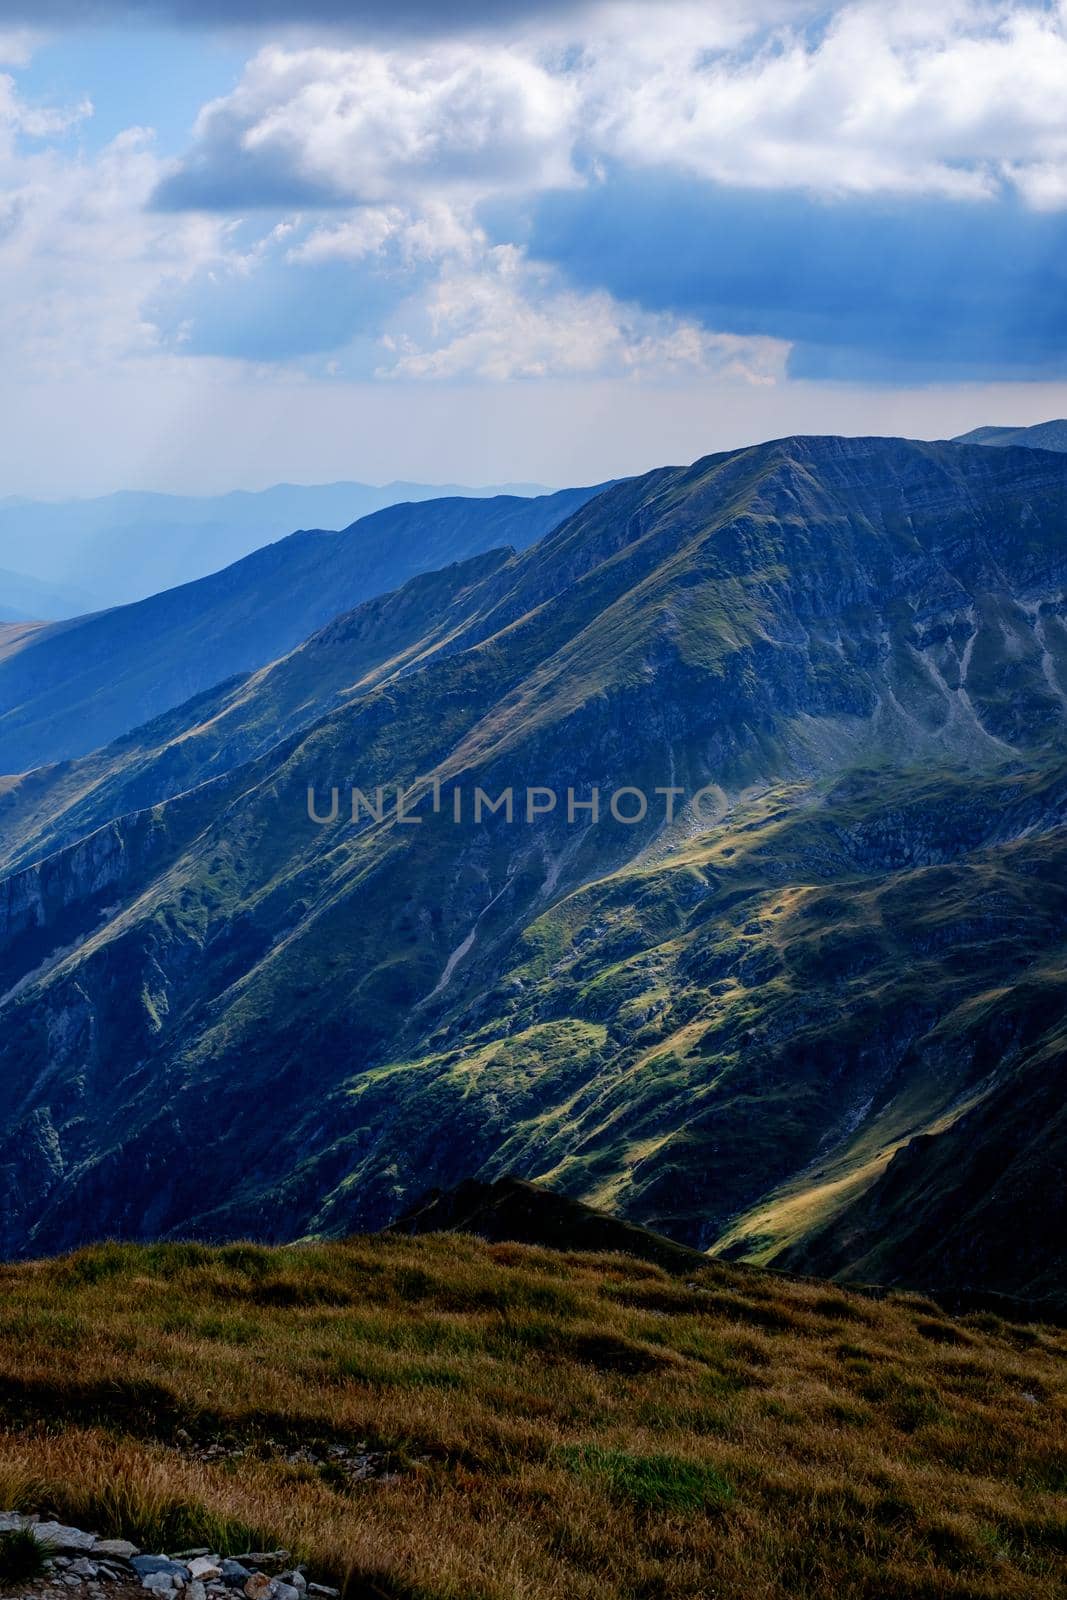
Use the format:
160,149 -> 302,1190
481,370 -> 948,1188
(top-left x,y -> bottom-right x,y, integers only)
153,42 -> 579,210
378,242 -> 789,382
0,64 -> 90,145
289,202 -> 476,265
0,112 -> 230,379
587,1 -> 1067,204
154,2 -> 1067,214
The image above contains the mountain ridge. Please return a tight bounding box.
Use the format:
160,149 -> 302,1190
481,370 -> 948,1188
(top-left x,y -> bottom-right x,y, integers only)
0,477 -> 555,608
0,487 -> 601,775
954,418 -> 1067,452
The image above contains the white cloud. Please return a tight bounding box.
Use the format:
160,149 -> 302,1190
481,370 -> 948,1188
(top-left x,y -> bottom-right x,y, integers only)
583,1 -> 1067,203
0,67 -> 91,149
378,242 -> 789,383
289,200 -> 475,265
166,40 -> 580,207
158,3 -> 1067,211
0,30 -> 37,68
0,123 -> 230,380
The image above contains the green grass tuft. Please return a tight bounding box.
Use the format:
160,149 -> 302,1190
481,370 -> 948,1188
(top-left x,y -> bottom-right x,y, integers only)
560,1444 -> 733,1512
0,1528 -> 50,1585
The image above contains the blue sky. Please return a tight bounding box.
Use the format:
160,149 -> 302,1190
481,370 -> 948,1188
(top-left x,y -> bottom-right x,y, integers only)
2,1 -> 1067,494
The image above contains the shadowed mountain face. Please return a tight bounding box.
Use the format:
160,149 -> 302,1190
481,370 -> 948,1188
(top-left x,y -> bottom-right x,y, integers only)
0,486 -> 599,774
393,1176 -> 708,1275
0,433 -> 1065,1304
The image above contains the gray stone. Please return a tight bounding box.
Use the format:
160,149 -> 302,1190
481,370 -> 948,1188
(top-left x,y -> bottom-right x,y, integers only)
143,1576 -> 178,1594
307,1588 -> 340,1599
33,1524 -> 98,1553
0,1512 -> 32,1533
67,1559 -> 99,1579
169,1551 -> 211,1563
132,1559 -> 191,1581
188,1559 -> 222,1581
273,1584 -> 300,1600
219,1563 -> 251,1587
186,1582 -> 207,1600
94,1540 -> 140,1561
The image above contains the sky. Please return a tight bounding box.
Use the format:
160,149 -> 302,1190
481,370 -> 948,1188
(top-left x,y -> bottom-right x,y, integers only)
1,0 -> 1067,495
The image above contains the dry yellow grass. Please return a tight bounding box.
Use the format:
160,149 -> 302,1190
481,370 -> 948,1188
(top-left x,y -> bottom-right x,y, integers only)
0,1234 -> 1063,1600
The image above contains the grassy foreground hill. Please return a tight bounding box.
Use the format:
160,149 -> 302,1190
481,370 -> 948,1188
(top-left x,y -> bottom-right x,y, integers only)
0,1231 -> 1064,1600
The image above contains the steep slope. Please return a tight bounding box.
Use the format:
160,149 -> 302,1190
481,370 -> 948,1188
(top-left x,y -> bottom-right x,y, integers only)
0,434 -> 1065,1304
0,477 -> 550,607
956,419 -> 1067,451
0,486 -> 598,773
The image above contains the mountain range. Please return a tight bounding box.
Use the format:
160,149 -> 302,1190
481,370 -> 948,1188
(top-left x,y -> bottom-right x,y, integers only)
0,478 -> 551,611
0,567 -> 101,624
1,431 -> 1065,1313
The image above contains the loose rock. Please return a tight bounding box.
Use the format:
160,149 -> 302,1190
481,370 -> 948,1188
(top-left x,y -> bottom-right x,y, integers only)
187,1561 -> 221,1582
131,1560 -> 191,1582
94,1542 -> 140,1562
33,1525 -> 98,1553
219,1562 -> 251,1587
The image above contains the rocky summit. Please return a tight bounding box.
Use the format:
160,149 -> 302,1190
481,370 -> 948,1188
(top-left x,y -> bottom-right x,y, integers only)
0,433 -> 1065,1308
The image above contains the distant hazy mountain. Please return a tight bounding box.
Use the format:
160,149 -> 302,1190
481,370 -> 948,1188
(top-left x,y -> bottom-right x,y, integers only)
0,566 -> 102,622
0,479 -> 552,607
955,419 -> 1067,451
0,486 -> 602,774
2,434 -> 1066,1309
